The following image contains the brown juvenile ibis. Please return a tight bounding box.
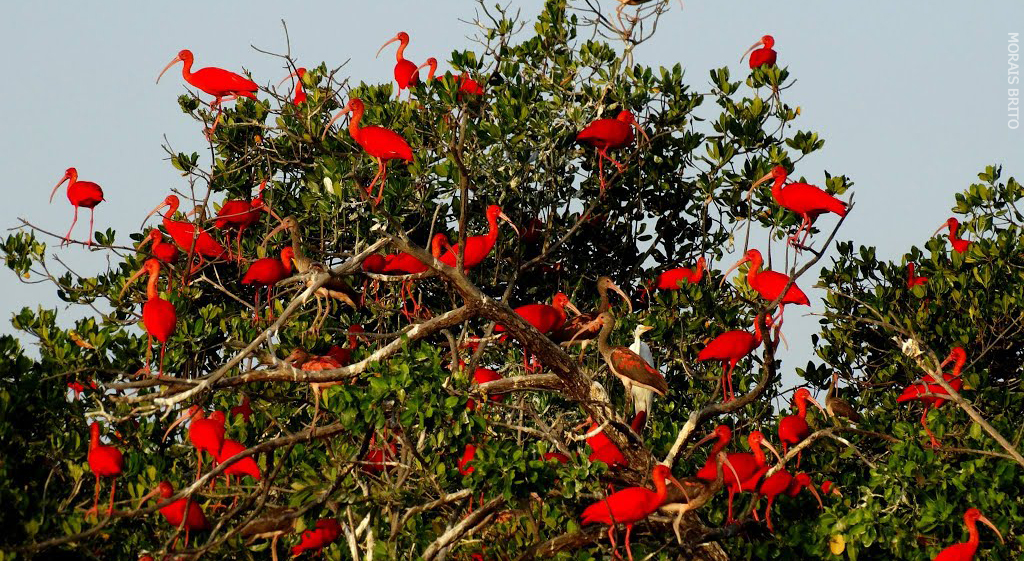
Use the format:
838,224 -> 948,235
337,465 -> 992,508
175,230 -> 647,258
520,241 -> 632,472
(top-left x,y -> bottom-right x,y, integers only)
825,372 -> 861,423
551,276 -> 632,355
593,312 -> 669,404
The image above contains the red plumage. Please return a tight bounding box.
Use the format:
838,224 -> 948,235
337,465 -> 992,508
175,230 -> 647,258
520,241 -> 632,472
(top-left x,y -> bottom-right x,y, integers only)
50,167 -> 104,245
458,443 -> 476,475
467,366 -> 504,411
439,205 -> 517,270
577,111 -> 637,151
291,518 -> 342,557
216,438 -> 261,482
933,508 -> 1003,561
724,249 -> 809,314
752,166 -> 848,247
777,388 -> 824,464
152,481 -> 210,535
159,49 -> 257,100
87,422 -> 124,515
124,259 -> 176,376
146,195 -> 228,260
242,247 -> 295,320
494,293 -> 574,334
324,98 -> 413,204
697,318 -> 766,401
897,347 -> 967,447
653,256 -> 706,289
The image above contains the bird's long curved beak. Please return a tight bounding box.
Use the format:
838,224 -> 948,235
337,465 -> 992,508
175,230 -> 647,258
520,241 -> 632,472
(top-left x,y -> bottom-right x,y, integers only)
136,486 -> 161,510
721,454 -> 742,492
978,514 -> 1004,544
691,431 -> 719,451
564,300 -> 583,316
142,202 -> 167,229
119,266 -> 147,300
157,55 -> 182,84
497,212 -> 520,236
161,407 -> 197,442
607,280 -> 633,314
376,35 -> 401,58
137,233 -> 154,249
740,39 -> 765,63
719,255 -> 748,287
322,107 -> 352,140
932,222 -> 950,237
631,120 -> 651,143
49,174 -> 69,204
762,440 -> 784,464
277,70 -> 302,88
807,481 -> 824,509
262,219 -> 291,249
414,60 -> 433,76
807,396 -> 827,417
748,170 -> 775,198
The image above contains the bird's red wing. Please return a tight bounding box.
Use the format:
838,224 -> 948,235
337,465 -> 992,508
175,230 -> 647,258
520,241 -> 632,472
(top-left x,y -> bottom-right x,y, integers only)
581,487 -> 655,525
697,331 -> 756,361
610,348 -> 668,395
360,127 -> 414,161
191,67 -> 258,96
577,120 -> 632,149
778,183 -> 847,216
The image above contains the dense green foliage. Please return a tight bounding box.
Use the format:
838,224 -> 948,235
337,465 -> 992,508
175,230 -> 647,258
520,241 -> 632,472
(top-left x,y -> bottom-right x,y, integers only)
0,1 -> 1021,560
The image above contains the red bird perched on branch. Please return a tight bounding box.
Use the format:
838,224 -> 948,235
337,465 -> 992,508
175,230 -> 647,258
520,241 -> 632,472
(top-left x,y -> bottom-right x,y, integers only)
278,67 -> 308,105
697,316 -> 771,402
934,217 -> 971,254
323,98 -> 413,205
291,518 -> 342,557
458,443 -> 477,475
777,387 -> 826,465
414,57 -> 485,95
139,229 -> 180,267
377,32 -> 420,97
750,166 -> 848,247
495,293 -> 579,335
467,365 -> 504,411
242,247 -> 295,321
584,422 -> 628,468
157,49 -> 258,136
120,259 -> 176,377
581,464 -> 686,561
86,422 -> 124,517
897,347 -> 967,448
741,35 -> 778,69
907,262 -> 928,288
215,179 -> 279,259
216,439 -> 261,485
144,195 -> 229,271
652,256 -> 706,289
933,508 -> 1004,561
50,167 -> 104,246
722,249 -> 809,326
695,428 -> 782,522
137,481 -> 210,548
577,110 -> 649,197
163,406 -> 226,482
754,471 -> 822,532
439,205 -> 519,270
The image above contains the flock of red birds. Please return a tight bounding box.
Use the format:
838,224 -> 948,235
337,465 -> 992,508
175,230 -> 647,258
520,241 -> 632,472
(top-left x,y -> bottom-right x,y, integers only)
47,23 -> 992,561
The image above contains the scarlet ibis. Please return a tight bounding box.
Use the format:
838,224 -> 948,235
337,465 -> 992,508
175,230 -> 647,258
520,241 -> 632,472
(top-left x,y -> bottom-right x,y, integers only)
230,394 -> 252,423
897,347 -> 967,448
137,481 -> 210,548
825,372 -> 861,422
755,471 -> 822,532
377,32 -> 420,96
581,464 -> 686,561
120,259 -> 176,377
278,67 -> 307,105
628,324 -> 660,433
907,262 -> 928,288
458,443 -> 476,475
584,422 -> 628,468
696,429 -> 782,522
323,98 -> 413,204
215,179 -> 278,259
721,249 -> 809,325
439,205 -> 519,270
139,229 -> 180,266
594,312 -> 669,403
362,437 -> 398,474
291,518 -> 342,557
577,110 -> 648,197
495,293 -> 579,335
467,365 -> 504,411
741,35 -> 778,69
144,195 -> 229,269
216,438 -> 261,485
157,49 -> 258,135
697,316 -> 770,402
413,57 -> 485,95
241,247 -> 295,321
933,508 -> 1004,560
163,406 -> 226,482
50,167 -> 104,246
544,452 -> 570,464
381,233 -> 450,274
778,388 -> 826,465
552,276 -> 632,352
362,254 -> 391,273
285,346 -> 357,429
934,217 -> 971,254
86,422 -> 124,516
327,325 -> 366,366
750,166 -> 848,247
653,256 -> 707,289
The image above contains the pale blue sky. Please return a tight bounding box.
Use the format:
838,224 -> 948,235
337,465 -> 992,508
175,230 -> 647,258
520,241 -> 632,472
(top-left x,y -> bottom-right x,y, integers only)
2,1 -> 1022,383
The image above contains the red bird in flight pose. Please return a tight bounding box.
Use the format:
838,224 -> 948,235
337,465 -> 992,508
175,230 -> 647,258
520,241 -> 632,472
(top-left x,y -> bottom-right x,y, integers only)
50,167 -> 104,246
750,166 -> 848,247
157,49 -> 258,136
377,32 -> 420,97
577,110 -> 648,197
324,98 -> 413,205
742,35 -> 778,69
86,422 -> 124,517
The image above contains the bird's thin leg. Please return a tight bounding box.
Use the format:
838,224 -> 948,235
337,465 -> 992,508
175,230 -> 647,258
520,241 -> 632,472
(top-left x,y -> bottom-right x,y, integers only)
797,449 -> 802,468
88,208 -> 96,246
253,290 -> 261,324
607,525 -> 619,559
63,207 -> 80,246
87,473 -> 100,516
921,404 -> 940,448
158,343 -> 166,379
727,487 -> 736,523
107,478 -> 117,515
375,162 -> 389,205
750,495 -> 760,520
624,523 -> 635,561
195,449 -> 204,482
266,286 -> 275,321
765,497 -> 776,532
598,149 -> 607,197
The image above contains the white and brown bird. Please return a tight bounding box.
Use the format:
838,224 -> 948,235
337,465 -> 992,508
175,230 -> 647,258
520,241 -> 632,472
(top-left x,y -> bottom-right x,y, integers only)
628,324 -> 663,433
595,312 -> 669,402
